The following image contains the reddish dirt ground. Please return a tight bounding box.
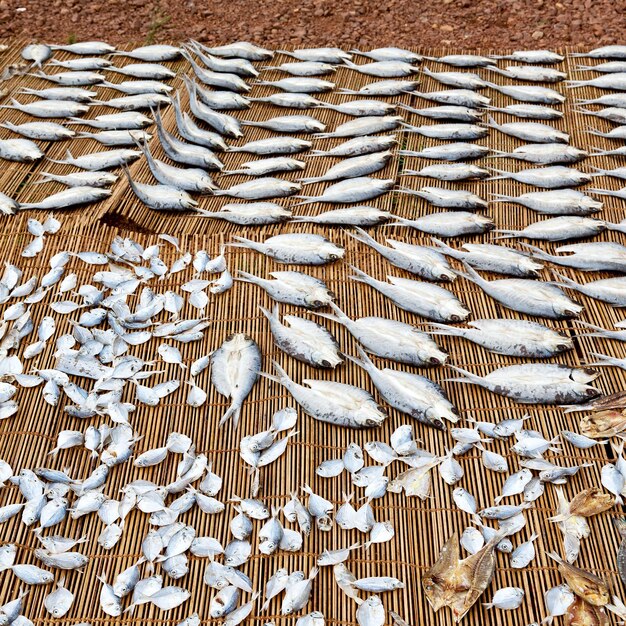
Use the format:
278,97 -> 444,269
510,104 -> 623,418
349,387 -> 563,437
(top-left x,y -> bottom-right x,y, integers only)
0,0 -> 624,49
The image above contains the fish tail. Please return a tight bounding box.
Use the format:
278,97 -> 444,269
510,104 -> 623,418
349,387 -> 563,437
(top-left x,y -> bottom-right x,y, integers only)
443,364 -> 484,385
218,403 -> 238,427
347,264 -> 374,286
456,262 -> 485,286
258,303 -> 278,324
490,193 -> 516,202
299,176 -> 323,185
491,229 -> 518,240
234,270 -> 258,285
548,269 -> 580,289
585,352 -> 619,367
425,323 -> 466,338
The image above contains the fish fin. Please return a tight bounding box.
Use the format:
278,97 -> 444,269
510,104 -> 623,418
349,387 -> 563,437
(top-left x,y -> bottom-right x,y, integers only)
490,193 -> 516,202
424,322 -> 466,338
613,517 -> 626,539
443,364 -> 484,385
219,404 -> 240,428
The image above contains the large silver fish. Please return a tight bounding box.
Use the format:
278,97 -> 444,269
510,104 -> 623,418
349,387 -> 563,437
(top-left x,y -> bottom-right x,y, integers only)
263,362 -> 386,428
447,364 -> 600,404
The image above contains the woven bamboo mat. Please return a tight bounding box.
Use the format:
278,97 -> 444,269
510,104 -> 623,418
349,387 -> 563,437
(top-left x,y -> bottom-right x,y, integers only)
0,40 -> 625,626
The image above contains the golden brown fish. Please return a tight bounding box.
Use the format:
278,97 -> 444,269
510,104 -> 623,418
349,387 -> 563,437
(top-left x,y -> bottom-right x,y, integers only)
548,552 -> 610,606
569,488 -> 614,517
580,410 -> 626,439
423,532 -> 501,622
566,597 -> 609,626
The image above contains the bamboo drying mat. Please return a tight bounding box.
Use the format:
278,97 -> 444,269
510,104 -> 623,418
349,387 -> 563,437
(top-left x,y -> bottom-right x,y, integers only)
0,41 -> 624,626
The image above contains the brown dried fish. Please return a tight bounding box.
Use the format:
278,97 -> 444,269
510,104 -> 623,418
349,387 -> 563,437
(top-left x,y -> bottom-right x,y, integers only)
568,488 -> 614,518
423,532 -> 500,622
567,391 -> 626,414
548,552 -> 610,606
580,410 -> 626,439
423,533 -> 460,612
566,597 -> 609,626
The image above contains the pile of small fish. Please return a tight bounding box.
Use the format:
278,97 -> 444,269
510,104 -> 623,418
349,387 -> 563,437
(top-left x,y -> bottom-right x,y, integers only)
2,40 -> 626,626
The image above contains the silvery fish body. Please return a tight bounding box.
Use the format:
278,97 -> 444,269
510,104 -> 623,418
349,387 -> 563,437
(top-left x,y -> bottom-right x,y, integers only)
352,47 -> 421,62
392,212 -> 494,237
0,98 -> 89,118
248,93 -> 322,108
491,143 -> 586,165
32,70 -> 105,86
349,228 -> 455,281
294,177 -> 395,205
401,103 -> 483,122
261,305 -> 341,368
403,163 -> 489,181
492,189 -> 602,215
0,138 -> 43,162
202,202 -> 292,225
228,137 -> 312,155
525,241 -> 626,272
257,77 -> 335,93
343,59 -> 418,77
109,62 -> 175,80
434,240 -> 542,277
236,270 -> 334,309
18,86 -> 96,102
567,73 -> 626,90
448,363 -> 599,404
267,362 -> 386,428
496,216 -> 605,241
459,265 -> 581,319
411,89 -> 490,108
114,44 -> 181,61
1,121 -> 75,141
485,103 -> 563,119
37,170 -> 117,188
428,319 -> 572,358
19,186 -> 111,210
488,65 -> 566,82
320,99 -> 396,116
292,206 -> 391,226
491,50 -> 564,64
124,171 -> 197,212
222,157 -> 304,177
50,148 -> 140,170
399,143 -> 489,161
21,43 -> 52,66
487,117 -> 569,143
350,265 -> 470,322
338,79 -> 420,96
301,151 -> 392,184
232,233 -> 344,265
267,61 -> 336,76
397,186 -> 487,210
347,347 -> 457,430
402,123 -> 488,141
425,54 -> 495,67
551,273 -> 626,306
309,135 -> 397,157
200,41 -> 273,61
486,82 -> 565,103
243,115 -> 325,133
421,68 -> 487,89
491,166 -> 591,189
210,333 -> 261,427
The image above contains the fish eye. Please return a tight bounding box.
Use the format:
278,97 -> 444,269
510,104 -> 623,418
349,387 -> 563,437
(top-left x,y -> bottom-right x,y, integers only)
321,360 -> 331,367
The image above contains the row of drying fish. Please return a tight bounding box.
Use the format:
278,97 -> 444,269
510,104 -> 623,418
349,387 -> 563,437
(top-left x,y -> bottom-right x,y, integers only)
2,40 -> 626,217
